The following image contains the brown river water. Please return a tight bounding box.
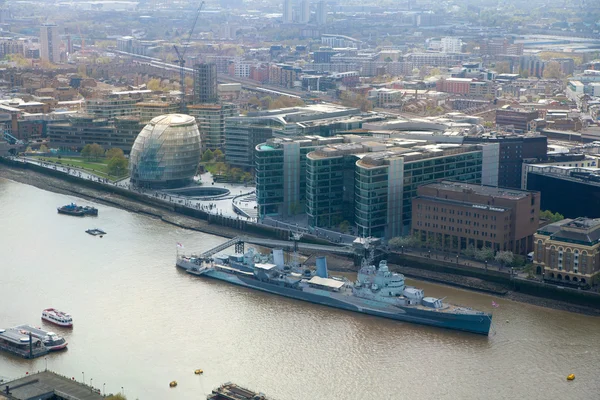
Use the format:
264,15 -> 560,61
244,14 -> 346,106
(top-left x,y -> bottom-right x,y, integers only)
1,178 -> 599,400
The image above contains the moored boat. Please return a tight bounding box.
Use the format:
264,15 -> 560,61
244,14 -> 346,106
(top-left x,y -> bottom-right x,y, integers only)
57,203 -> 84,216
0,329 -> 48,359
41,308 -> 73,327
13,325 -> 68,351
177,248 -> 493,336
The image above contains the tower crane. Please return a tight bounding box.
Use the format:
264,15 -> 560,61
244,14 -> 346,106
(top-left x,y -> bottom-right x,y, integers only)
173,0 -> 205,113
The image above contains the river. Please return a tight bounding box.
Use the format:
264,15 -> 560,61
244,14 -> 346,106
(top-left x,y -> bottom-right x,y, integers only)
1,178 -> 599,400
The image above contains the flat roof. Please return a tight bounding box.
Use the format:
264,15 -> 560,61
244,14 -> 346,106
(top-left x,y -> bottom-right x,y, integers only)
1,371 -> 104,400
307,276 -> 345,289
423,181 -> 532,200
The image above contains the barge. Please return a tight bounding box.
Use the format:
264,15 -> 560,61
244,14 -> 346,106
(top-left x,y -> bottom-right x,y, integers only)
0,329 -> 48,359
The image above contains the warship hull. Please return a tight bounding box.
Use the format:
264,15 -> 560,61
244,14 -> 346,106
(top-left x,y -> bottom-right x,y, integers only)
178,261 -> 491,335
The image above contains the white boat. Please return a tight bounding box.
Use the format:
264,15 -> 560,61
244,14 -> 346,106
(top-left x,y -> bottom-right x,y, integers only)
41,308 -> 73,328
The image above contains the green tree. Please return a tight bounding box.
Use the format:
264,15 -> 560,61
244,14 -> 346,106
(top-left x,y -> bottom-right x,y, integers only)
495,250 -> 514,266
89,143 -> 105,161
107,154 -> 128,176
213,149 -> 225,162
106,395 -> 127,400
339,220 -> 350,233
81,144 -> 92,160
384,56 -> 393,63
388,236 -> 417,249
202,149 -> 214,162
540,210 -> 564,223
39,144 -> 48,153
105,147 -> 124,160
494,61 -> 511,74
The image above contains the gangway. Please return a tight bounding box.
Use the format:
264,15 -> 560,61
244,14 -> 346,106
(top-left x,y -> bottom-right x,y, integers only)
192,236 -> 354,259
3,130 -> 20,145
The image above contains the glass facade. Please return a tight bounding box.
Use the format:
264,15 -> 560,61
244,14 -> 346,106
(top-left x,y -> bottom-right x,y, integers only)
129,114 -> 201,189
308,146 -> 483,238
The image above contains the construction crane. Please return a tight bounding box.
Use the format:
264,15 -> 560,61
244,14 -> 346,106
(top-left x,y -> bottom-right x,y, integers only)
173,0 -> 205,113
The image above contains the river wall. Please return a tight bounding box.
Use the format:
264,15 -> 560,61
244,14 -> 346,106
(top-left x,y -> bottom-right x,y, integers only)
388,252 -> 600,310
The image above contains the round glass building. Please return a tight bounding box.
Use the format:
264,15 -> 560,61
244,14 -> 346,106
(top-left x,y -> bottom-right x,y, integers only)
129,114 -> 201,189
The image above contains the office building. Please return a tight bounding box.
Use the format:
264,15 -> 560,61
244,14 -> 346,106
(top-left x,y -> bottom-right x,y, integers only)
187,102 -> 238,150
225,103 -> 363,168
255,136 -> 347,218
40,23 -> 60,63
533,218 -> 600,286
299,0 -> 310,23
316,0 -> 327,25
463,134 -> 547,189
47,115 -> 144,152
412,181 -> 540,255
495,108 -> 539,132
283,0 -> 293,23
129,114 -> 201,188
525,165 -> 600,219
136,101 -> 179,124
306,142 -> 488,238
193,63 -> 218,104
440,37 -> 462,54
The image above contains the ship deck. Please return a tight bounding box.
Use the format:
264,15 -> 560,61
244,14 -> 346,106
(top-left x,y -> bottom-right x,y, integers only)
15,325 -> 54,337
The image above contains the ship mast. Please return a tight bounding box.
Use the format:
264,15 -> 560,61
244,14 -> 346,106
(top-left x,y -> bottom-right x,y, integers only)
291,232 -> 303,270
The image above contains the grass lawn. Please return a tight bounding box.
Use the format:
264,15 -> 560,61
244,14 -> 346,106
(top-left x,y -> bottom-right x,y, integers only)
31,156 -> 128,181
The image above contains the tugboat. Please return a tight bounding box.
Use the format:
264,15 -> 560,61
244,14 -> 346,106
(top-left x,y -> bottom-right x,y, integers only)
57,203 -> 84,217
41,308 -> 73,327
81,206 -> 98,216
13,325 -> 68,351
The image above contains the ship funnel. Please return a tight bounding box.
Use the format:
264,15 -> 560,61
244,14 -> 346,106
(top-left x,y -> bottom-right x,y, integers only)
273,249 -> 284,268
316,256 -> 328,278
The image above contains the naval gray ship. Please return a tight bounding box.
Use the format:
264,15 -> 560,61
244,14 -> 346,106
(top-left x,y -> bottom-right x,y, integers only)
176,248 -> 492,335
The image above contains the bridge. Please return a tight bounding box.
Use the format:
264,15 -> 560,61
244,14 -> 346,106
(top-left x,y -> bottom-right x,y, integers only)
192,236 -> 354,259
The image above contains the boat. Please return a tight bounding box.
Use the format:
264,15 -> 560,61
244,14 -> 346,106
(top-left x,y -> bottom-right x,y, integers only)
57,203 -> 85,217
207,382 -> 270,400
86,228 -> 106,236
81,206 -> 98,216
176,248 -> 493,336
57,203 -> 98,217
13,325 -> 67,351
41,308 -> 73,327
0,329 -> 48,359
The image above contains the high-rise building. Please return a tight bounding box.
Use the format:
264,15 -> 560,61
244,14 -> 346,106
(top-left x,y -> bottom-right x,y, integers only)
299,0 -> 310,23
193,63 -> 218,104
306,143 -> 488,238
283,0 -> 293,23
316,0 -> 327,25
40,23 -> 60,63
440,37 -> 462,54
187,103 -> 238,151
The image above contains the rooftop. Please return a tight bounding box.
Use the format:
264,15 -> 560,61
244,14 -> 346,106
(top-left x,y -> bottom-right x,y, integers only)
0,371 -> 103,400
538,217 -> 600,245
423,181 -> 533,200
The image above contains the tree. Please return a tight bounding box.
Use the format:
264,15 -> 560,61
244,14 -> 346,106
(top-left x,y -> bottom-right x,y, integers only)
483,121 -> 495,129
388,236 -> 417,249
340,91 -> 373,112
213,149 -> 225,162
384,56 -> 393,63
202,149 -> 214,162
543,61 -> 563,79
106,395 -> 127,400
540,210 -> 564,223
495,250 -> 514,266
474,247 -> 494,261
81,144 -> 92,160
107,154 -> 128,176
494,61 -> 511,74
89,143 -> 105,161
105,147 -> 124,160
339,220 -> 350,233
39,144 -> 48,153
